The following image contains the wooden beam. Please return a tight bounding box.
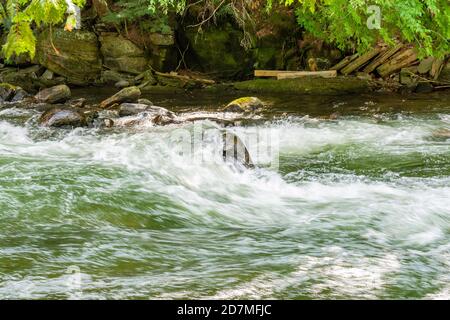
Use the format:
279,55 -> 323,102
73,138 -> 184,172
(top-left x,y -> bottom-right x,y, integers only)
276,70 -> 337,80
341,48 -> 383,75
363,44 -> 404,73
330,54 -> 359,71
254,70 -> 292,77
376,48 -> 418,78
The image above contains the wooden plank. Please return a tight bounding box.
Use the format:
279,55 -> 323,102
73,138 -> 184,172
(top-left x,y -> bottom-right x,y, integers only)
363,44 -> 404,73
376,48 -> 418,77
341,47 -> 383,75
330,54 -> 359,71
430,58 -> 445,80
254,70 -> 292,77
276,70 -> 337,80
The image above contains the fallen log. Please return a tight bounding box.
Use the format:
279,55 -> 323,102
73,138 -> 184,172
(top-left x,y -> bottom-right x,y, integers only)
376,48 -> 418,77
276,70 -> 337,80
330,54 -> 359,71
363,44 -> 403,73
341,47 -> 383,75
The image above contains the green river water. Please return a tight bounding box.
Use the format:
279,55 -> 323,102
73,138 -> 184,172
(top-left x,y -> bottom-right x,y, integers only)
0,89 -> 449,299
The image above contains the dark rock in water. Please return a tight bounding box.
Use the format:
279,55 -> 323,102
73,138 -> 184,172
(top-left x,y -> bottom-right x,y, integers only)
0,84 -> 16,101
222,131 -> 253,168
137,98 -> 153,106
100,86 -> 141,108
119,103 -> 151,116
68,98 -> 87,108
35,85 -> 71,104
39,108 -> 87,127
115,80 -> 130,89
223,97 -> 264,113
414,82 -> 434,93
11,88 -> 30,102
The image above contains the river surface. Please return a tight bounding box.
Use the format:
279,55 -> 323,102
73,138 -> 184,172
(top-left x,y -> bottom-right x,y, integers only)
0,89 -> 449,299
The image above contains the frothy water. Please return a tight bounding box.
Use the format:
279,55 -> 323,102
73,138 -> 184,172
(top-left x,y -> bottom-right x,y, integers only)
0,95 -> 449,299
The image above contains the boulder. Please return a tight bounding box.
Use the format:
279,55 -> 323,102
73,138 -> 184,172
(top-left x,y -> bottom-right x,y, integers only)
100,34 -> 149,74
68,98 -> 87,108
35,85 -> 71,104
11,87 -> 29,102
118,103 -> 151,116
99,86 -> 141,108
36,29 -> 102,85
39,108 -> 87,127
115,80 -> 130,89
137,98 -> 153,106
0,83 -> 16,101
223,97 -> 264,113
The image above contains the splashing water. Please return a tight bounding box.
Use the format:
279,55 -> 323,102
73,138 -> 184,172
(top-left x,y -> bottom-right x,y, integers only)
0,92 -> 449,299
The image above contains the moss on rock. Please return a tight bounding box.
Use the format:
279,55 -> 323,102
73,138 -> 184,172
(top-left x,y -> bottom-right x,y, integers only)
233,77 -> 372,95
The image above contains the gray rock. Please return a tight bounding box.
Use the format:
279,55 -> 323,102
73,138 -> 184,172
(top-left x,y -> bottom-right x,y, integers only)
100,86 -> 141,108
11,87 -> 29,102
115,80 -> 130,89
137,98 -> 153,106
0,84 -> 16,101
39,108 -> 87,127
118,103 -> 150,116
68,98 -> 87,108
41,69 -> 54,80
35,85 -> 71,104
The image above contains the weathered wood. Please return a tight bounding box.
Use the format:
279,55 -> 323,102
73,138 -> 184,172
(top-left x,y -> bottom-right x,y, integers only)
330,54 -> 359,71
417,57 -> 435,74
254,70 -> 292,77
376,48 -> 418,78
430,58 -> 445,80
341,48 -> 383,75
363,44 -> 403,73
276,70 -> 337,80
155,71 -> 215,85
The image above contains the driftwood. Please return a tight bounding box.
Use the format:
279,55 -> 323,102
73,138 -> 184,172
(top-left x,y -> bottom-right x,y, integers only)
276,70 -> 337,80
330,54 -> 359,71
154,71 -> 215,85
363,44 -> 403,73
341,47 -> 383,75
430,58 -> 445,80
376,48 -> 418,77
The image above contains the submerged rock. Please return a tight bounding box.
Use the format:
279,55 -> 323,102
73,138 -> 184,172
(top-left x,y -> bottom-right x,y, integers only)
35,85 -> 71,104
222,131 -> 253,168
39,108 -> 87,127
223,97 -> 264,113
100,86 -> 141,108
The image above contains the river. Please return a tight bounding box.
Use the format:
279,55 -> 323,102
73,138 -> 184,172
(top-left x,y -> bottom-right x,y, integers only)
0,89 -> 449,299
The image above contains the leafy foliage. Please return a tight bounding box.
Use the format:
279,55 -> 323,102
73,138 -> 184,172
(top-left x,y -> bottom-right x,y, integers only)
270,0 -> 450,57
0,0 -> 86,60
